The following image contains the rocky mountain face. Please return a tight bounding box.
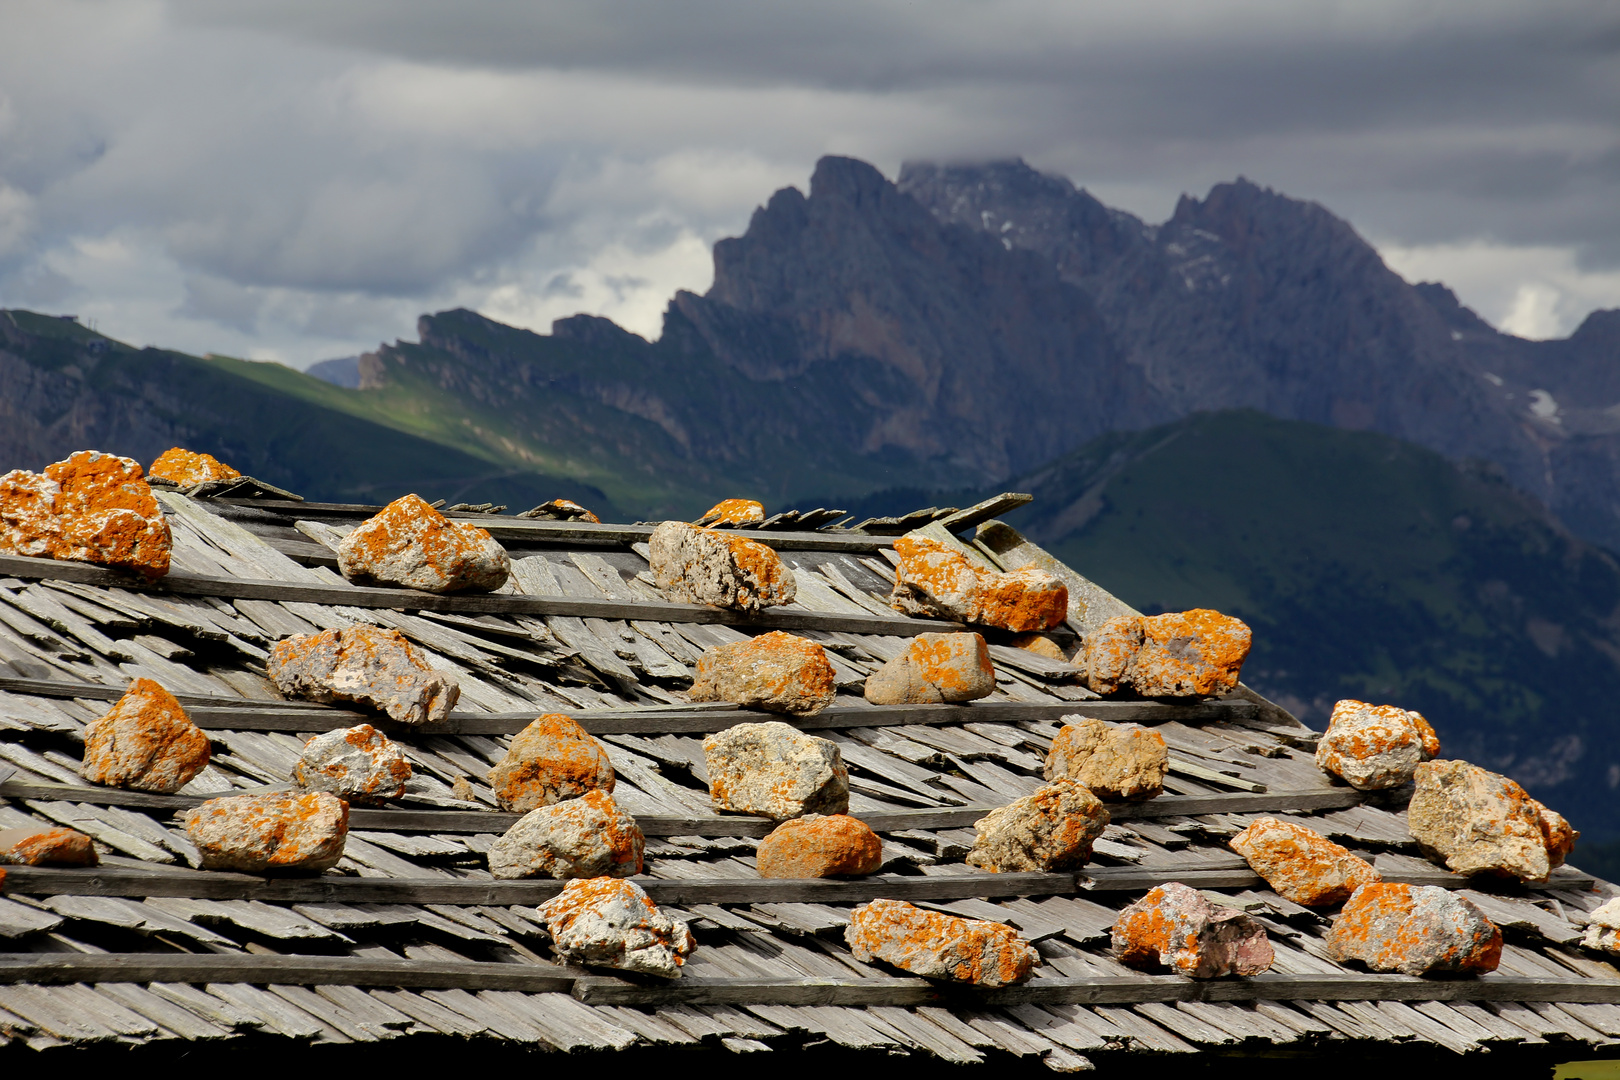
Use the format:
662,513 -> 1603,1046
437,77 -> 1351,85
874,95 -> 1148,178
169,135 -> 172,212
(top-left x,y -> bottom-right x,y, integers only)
352,154 -> 1619,546
0,310 -> 603,510
896,160 -> 1620,549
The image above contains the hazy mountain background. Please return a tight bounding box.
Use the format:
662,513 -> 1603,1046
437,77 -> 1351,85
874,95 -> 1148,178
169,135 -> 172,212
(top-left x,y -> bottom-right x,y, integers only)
4,155 -> 1619,853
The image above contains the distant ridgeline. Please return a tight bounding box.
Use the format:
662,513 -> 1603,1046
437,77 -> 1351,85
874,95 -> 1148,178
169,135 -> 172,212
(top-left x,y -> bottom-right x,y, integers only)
5,153 -> 1620,845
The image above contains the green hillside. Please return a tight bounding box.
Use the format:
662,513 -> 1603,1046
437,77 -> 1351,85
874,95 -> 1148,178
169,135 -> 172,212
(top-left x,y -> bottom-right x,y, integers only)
827,410 -> 1620,843
1,311 -> 617,514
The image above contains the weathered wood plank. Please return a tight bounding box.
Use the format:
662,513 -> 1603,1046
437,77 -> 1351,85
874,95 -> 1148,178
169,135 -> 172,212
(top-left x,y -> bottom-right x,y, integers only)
571,974 -> 1620,1007
0,675 -> 1262,734
0,865 -> 1080,904
0,554 -> 950,636
933,494 -> 1034,536
2,860 -> 1589,904
0,779 -> 1380,836
0,952 -> 573,992
3,953 -> 1615,1007
215,501 -> 900,552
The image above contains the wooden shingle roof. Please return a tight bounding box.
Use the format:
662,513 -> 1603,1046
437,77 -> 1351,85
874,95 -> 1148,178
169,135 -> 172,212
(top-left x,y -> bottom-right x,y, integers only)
0,491 -> 1616,1069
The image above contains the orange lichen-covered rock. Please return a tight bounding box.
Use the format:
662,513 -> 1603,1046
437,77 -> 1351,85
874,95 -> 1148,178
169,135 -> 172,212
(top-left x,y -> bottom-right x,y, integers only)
1541,805 -> 1578,870
1407,759 -> 1571,882
704,721 -> 849,820
80,678 -> 210,794
1112,882 -> 1275,979
695,498 -> 766,526
269,624 -> 459,725
487,789 -> 644,880
337,493 -> 510,593
889,535 -> 1067,632
756,814 -> 883,878
293,724 -> 412,803
845,899 -> 1039,986
0,469 -> 61,557
966,778 -> 1110,873
1229,817 -> 1381,906
486,713 -> 616,813
863,631 -> 995,705
183,791 -> 349,873
148,448 -> 241,487
1315,699 -> 1439,790
0,826 -> 99,867
537,877 -> 695,978
648,521 -> 796,611
0,451 -> 172,579
1083,610 -> 1251,698
1327,883 -> 1502,975
689,631 -> 836,715
1043,716 -> 1168,801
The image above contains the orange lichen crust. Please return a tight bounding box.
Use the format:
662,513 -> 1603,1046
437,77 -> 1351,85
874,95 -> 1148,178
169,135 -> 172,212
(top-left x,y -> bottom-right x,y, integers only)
697,498 -> 766,526
1043,717 -> 1168,801
148,447 -> 241,487
0,826 -> 99,867
336,493 -> 510,593
865,631 -> 996,705
1315,699 -> 1438,790
183,791 -> 350,873
1111,882 -> 1275,979
845,899 -> 1039,986
1408,759 -> 1570,882
0,451 -> 171,579
889,535 -> 1068,632
80,678 -> 211,794
0,469 -> 61,557
1229,817 -> 1381,906
487,713 -> 616,813
908,632 -> 995,700
1327,883 -> 1502,975
48,451 -> 173,580
690,631 -> 837,715
756,814 -> 883,878
1541,806 -> 1578,870
1132,609 -> 1251,696
1082,610 -> 1250,698
536,876 -> 695,977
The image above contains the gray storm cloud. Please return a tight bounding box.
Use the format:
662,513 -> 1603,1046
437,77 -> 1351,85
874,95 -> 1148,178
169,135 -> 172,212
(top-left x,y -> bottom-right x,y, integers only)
0,0 -> 1616,362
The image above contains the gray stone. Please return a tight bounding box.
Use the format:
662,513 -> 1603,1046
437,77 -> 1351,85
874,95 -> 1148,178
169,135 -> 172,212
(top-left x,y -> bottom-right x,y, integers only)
269,624 -> 459,725
292,724 -> 412,803
336,493 -> 510,593
487,790 -> 644,880
1327,883 -> 1501,975
183,791 -> 349,873
965,778 -> 1110,873
703,721 -> 848,820
1113,882 -> 1275,978
647,521 -> 796,611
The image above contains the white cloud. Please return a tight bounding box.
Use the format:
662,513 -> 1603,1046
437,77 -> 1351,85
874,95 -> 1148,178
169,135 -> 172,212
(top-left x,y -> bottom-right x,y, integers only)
1376,239 -> 1620,339
0,0 -> 1615,365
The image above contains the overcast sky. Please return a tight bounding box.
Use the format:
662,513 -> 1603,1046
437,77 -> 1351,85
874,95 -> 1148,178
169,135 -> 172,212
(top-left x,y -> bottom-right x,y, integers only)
2,0 -> 1617,367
